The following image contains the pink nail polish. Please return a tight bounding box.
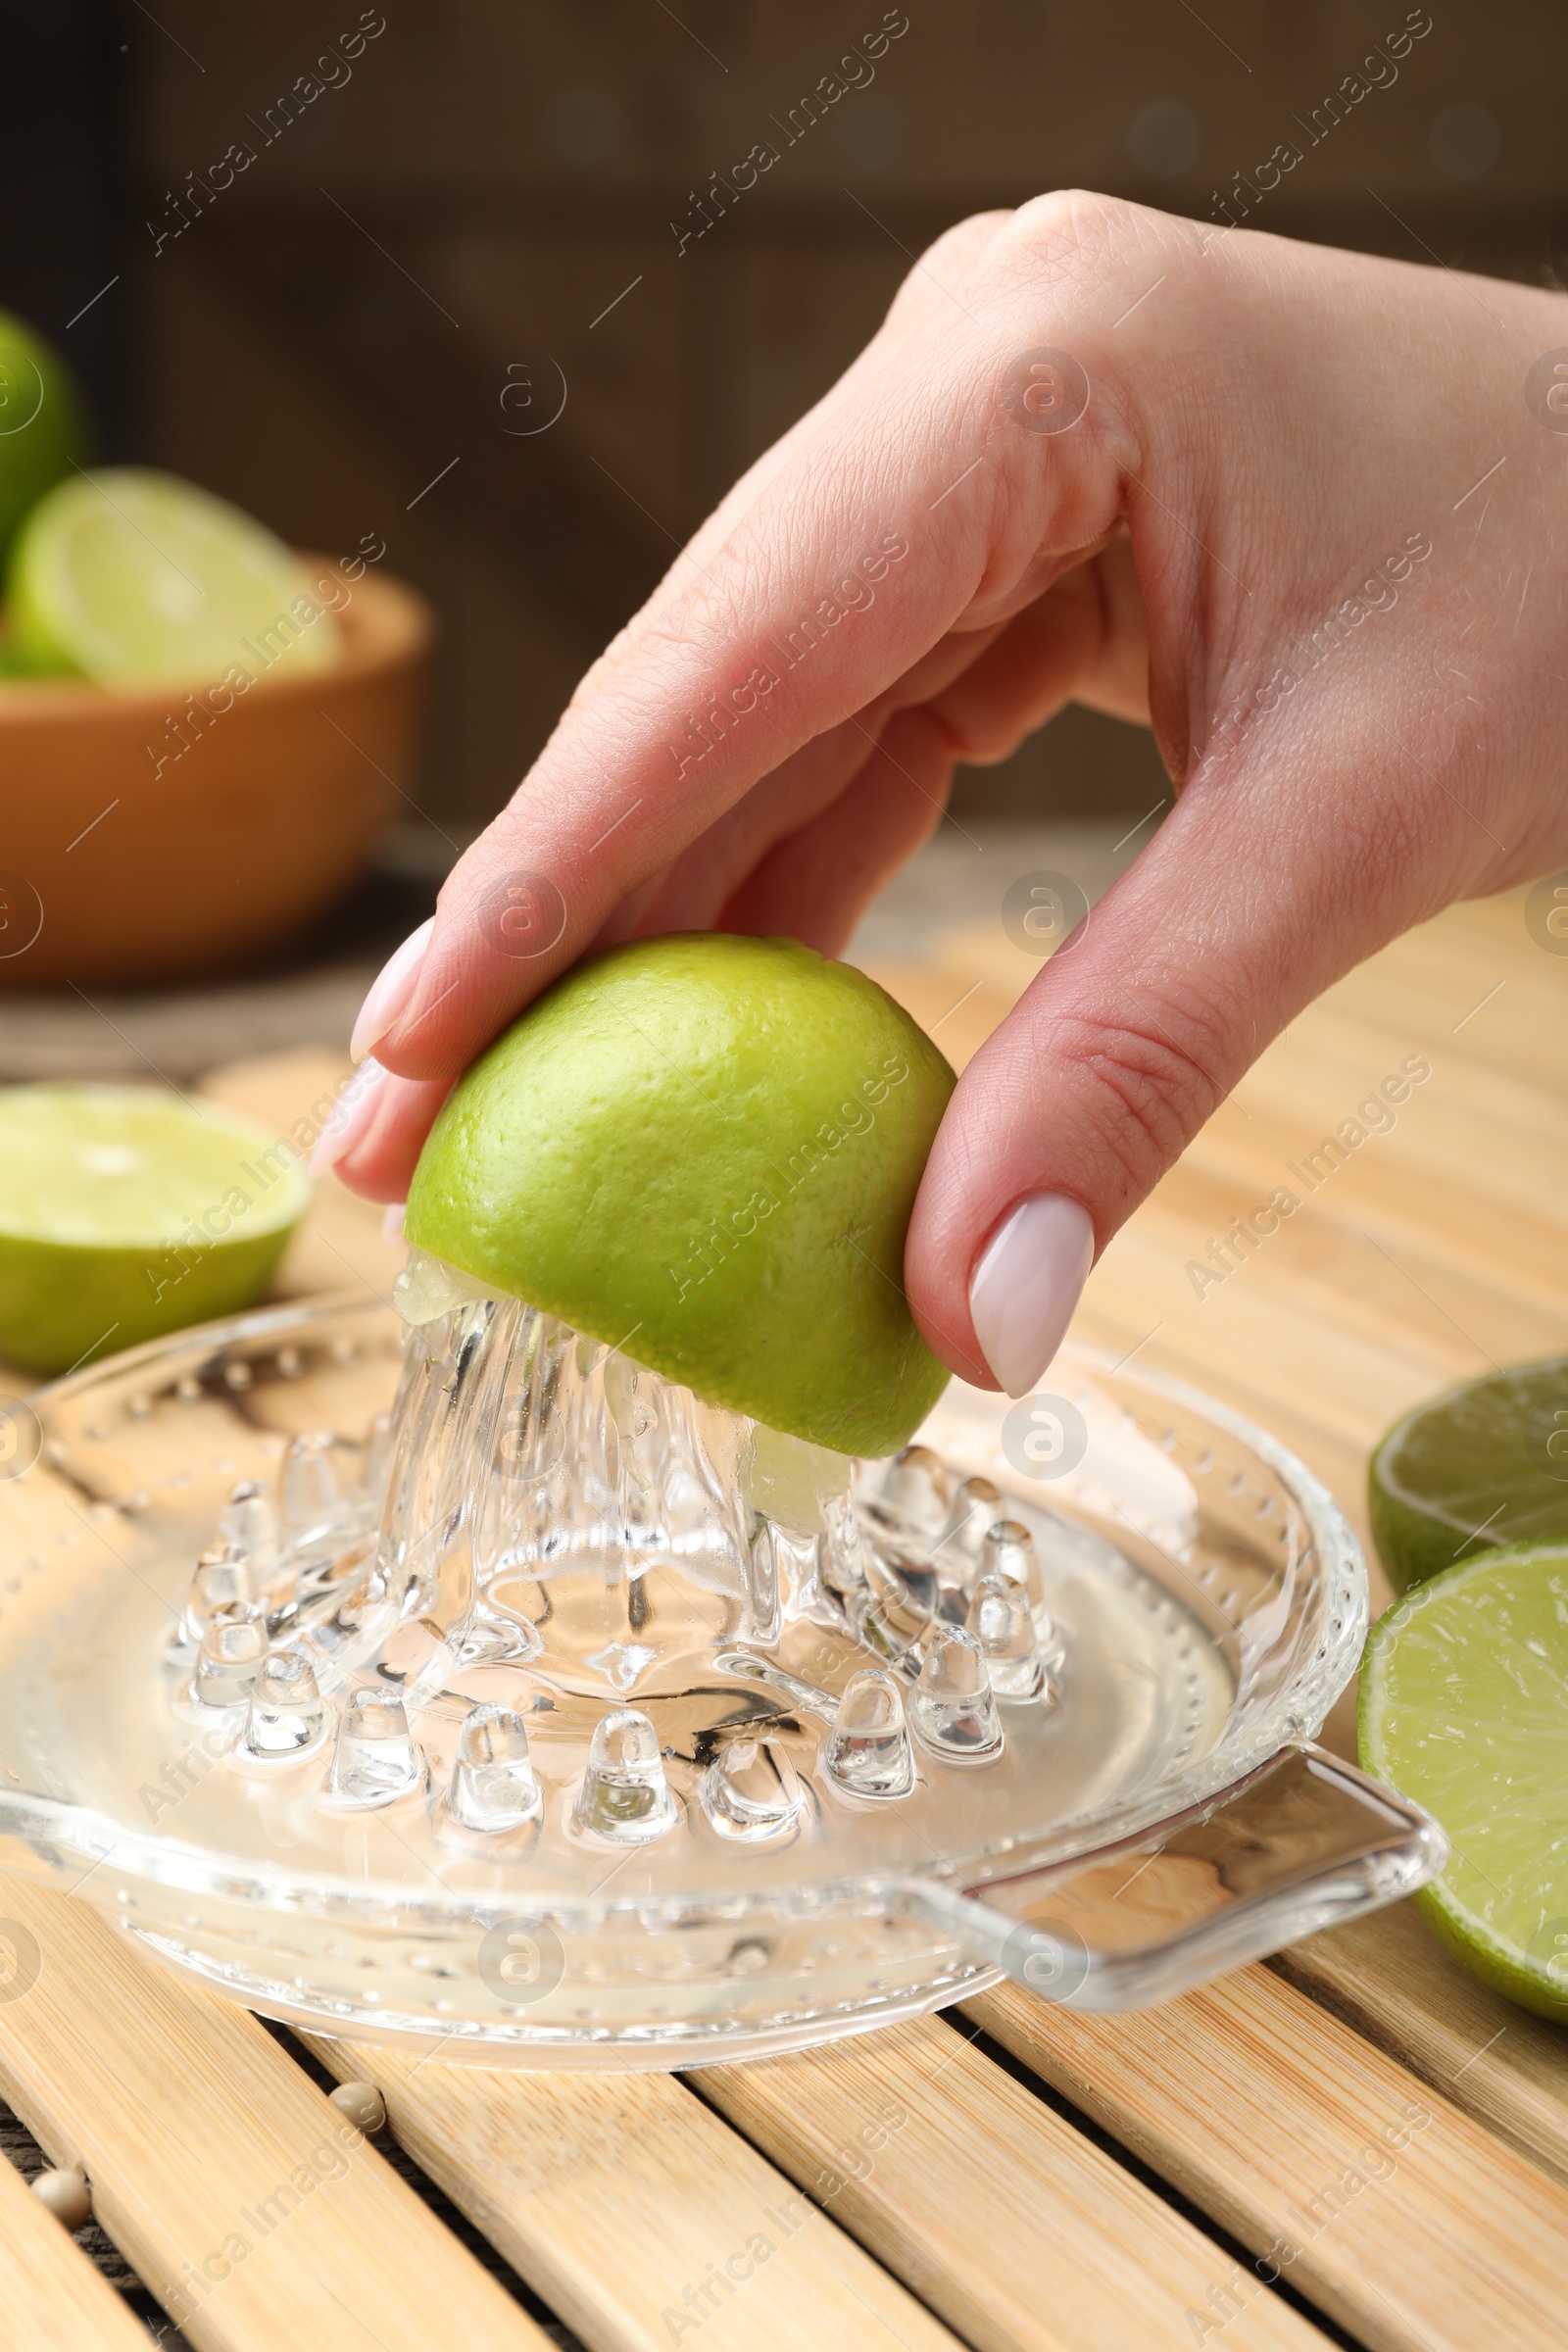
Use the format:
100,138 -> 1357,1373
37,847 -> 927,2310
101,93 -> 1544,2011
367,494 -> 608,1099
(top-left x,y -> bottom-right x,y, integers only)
968,1193 -> 1096,1396
350,918 -> 434,1061
311,1059 -> 387,1176
381,1201 -> 407,1243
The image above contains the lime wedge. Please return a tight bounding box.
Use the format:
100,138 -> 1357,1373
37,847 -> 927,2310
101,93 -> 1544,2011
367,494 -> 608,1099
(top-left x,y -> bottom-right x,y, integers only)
1368,1357 -> 1568,1592
406,933 -> 956,1455
0,309 -> 87,568
0,1085 -> 312,1375
1359,1544 -> 1568,2022
5,467 -> 342,686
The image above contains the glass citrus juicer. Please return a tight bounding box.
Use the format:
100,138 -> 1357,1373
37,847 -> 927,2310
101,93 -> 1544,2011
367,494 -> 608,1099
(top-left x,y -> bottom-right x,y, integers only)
0,1256 -> 1444,2069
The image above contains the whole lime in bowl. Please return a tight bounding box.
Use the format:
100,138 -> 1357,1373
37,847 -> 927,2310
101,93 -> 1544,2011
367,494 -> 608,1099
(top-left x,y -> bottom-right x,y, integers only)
0,1085 -> 312,1375
405,933 -> 956,1455
0,309 -> 87,568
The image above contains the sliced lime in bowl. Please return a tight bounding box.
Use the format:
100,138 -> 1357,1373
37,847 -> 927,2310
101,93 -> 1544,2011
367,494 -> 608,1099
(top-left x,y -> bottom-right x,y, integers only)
5,467 -> 342,686
1359,1542 -> 1568,2022
0,1085 -> 311,1375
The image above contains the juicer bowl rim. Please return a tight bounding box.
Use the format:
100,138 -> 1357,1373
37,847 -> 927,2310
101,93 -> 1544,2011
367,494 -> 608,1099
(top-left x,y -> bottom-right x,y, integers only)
0,1290 -> 1367,1928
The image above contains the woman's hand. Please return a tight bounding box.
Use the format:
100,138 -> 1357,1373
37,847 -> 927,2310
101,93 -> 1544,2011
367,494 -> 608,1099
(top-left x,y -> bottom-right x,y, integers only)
325,192 -> 1568,1396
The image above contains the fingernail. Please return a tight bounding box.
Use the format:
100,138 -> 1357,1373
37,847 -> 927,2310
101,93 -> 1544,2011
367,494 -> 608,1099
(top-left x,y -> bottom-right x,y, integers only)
350,918 -> 434,1061
381,1201 -> 406,1243
311,1059 -> 387,1176
968,1193 -> 1096,1396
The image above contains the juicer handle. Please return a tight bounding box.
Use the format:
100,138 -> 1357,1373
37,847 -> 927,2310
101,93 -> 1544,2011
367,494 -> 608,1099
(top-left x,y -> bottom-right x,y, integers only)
892,1742 -> 1447,2012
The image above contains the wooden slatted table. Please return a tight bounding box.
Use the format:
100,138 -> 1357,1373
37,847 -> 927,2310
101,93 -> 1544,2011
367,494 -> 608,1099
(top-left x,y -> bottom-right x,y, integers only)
2,888 -> 1566,2350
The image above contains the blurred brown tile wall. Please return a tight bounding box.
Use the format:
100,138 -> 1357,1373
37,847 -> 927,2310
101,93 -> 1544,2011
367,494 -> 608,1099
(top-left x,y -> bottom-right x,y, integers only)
118,1 -> 1568,830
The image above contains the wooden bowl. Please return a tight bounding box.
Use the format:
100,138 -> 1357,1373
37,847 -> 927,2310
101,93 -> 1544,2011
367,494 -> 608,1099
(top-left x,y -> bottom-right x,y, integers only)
0,563 -> 434,987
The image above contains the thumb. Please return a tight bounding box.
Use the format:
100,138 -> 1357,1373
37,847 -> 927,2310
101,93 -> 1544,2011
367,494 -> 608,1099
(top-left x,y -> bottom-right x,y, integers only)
904,763 -> 1443,1393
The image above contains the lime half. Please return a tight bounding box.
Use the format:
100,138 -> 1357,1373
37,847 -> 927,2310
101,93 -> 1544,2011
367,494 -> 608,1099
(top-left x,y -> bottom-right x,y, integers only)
0,1085 -> 311,1376
1359,1544 -> 1568,2022
406,933 -> 956,1456
1369,1356 -> 1568,1592
5,467 -> 342,686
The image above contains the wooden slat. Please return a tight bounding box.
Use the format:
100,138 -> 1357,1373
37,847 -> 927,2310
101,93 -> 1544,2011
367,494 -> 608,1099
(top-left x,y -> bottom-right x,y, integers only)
966,1966 -> 1568,2352
198,1048 -> 406,1308
0,1885 -> 551,2352
700,2011 -> 1335,2352
2,885 -> 1554,2352
0,2145 -> 151,2349
300,2030 -> 962,2352
1274,1900 -> 1568,2190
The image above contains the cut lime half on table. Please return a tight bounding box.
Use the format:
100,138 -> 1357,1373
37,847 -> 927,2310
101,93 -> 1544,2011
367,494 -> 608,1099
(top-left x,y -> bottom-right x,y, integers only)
1369,1355 -> 1568,1592
1359,1543 -> 1568,2023
0,1086 -> 311,1377
4,467 -> 342,685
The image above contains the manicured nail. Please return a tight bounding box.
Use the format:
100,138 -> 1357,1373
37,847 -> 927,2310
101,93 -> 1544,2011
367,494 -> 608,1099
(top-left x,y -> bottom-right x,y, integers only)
350,918 -> 434,1061
311,1059 -> 387,1176
968,1192 -> 1096,1396
381,1201 -> 406,1243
